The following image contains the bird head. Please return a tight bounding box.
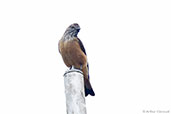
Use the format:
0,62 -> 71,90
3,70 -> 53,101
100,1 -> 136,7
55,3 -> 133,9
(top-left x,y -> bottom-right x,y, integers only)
63,23 -> 80,38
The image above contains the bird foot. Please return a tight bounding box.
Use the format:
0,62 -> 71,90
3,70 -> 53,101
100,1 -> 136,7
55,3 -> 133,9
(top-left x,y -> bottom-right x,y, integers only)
80,65 -> 83,70
69,65 -> 82,70
70,65 -> 75,70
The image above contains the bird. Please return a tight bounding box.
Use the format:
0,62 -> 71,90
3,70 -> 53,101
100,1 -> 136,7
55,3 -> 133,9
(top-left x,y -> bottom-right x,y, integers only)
58,23 -> 95,97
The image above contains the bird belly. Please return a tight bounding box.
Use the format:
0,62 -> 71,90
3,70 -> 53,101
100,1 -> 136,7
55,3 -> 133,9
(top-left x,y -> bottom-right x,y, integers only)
61,40 -> 87,69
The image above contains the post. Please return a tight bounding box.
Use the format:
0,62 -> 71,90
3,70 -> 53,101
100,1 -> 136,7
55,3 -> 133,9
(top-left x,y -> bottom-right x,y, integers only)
64,69 -> 87,114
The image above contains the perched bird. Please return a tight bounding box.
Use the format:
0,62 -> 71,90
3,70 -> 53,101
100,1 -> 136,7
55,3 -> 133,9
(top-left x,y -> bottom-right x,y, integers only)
58,23 -> 95,97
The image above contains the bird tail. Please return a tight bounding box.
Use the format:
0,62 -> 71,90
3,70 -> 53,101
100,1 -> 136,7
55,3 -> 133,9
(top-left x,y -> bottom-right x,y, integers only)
84,78 -> 95,97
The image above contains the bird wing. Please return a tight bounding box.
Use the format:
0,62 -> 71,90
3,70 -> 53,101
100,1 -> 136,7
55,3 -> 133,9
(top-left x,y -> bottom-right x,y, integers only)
77,38 -> 87,55
77,38 -> 90,79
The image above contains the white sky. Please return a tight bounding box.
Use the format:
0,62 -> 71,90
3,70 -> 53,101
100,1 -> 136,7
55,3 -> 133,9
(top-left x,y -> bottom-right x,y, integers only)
0,0 -> 171,114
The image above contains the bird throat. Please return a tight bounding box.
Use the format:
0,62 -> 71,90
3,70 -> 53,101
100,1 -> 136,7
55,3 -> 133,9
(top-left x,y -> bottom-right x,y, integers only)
63,31 -> 78,41
63,35 -> 75,41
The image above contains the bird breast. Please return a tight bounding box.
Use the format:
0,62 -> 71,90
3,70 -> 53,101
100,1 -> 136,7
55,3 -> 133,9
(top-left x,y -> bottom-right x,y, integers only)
60,38 -> 87,68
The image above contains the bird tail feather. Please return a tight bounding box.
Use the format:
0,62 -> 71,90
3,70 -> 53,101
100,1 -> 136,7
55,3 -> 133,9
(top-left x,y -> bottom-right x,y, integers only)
84,79 -> 95,97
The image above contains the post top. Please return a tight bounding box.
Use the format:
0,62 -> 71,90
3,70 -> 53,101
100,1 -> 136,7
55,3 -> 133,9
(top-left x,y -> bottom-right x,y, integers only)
64,68 -> 83,76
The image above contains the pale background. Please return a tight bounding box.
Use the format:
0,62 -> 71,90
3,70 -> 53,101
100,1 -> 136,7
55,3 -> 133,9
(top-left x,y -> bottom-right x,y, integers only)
0,0 -> 171,114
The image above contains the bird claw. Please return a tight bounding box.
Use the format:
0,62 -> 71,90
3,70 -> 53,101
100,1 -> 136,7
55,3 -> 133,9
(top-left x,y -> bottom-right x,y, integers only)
70,65 -> 75,70
80,65 -> 83,70
69,65 -> 82,70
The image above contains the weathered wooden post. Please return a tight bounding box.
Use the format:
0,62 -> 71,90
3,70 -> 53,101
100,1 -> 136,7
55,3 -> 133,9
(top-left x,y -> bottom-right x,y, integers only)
64,69 -> 87,114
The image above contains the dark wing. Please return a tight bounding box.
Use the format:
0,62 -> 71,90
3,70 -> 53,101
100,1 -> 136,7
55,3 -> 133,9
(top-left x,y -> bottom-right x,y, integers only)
77,38 -> 90,79
77,38 -> 87,55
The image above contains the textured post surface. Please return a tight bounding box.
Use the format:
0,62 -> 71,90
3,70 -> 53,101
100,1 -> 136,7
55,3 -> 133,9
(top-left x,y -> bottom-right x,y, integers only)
64,69 -> 87,114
